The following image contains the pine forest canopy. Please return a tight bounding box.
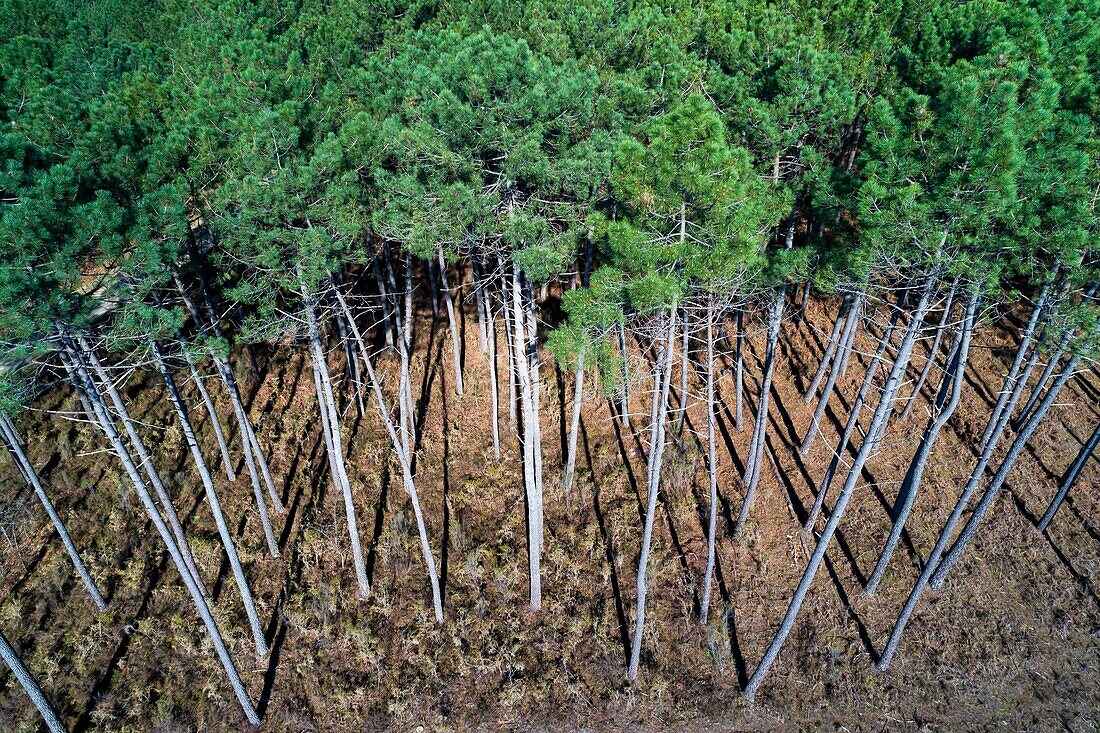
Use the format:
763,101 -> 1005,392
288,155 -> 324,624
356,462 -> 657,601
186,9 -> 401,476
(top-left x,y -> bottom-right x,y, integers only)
0,0 -> 1098,729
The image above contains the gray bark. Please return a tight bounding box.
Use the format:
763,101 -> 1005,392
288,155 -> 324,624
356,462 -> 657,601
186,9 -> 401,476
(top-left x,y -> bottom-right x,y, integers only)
150,341 -> 268,655
333,286 -> 444,621
803,294 -> 850,403
0,414 -> 106,612
865,293 -> 977,595
700,302 -> 719,625
1038,419 -> 1100,532
931,347 -> 1085,589
59,329 -> 260,725
800,292 -> 863,454
736,291 -> 784,535
804,307 -> 899,531
304,285 -> 370,599
562,350 -> 585,495
628,305 -> 678,680
900,277 -> 959,420
437,247 -> 464,395
743,278 -> 933,701
0,628 -> 67,733
510,264 -> 542,611
735,310 -> 744,431
178,345 -> 236,483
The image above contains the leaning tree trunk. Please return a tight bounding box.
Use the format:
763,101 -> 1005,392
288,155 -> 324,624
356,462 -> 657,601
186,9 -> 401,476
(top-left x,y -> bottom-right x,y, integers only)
510,263 -> 542,611
879,318 -> 1082,670
865,292 -> 977,595
743,278 -> 933,701
58,328 -> 260,725
562,349 -> 585,495
471,254 -> 489,355
700,301 -> 719,625
900,277 -> 959,420
676,308 -> 691,437
1037,419 -> 1100,532
734,310 -> 744,431
304,284 -> 370,600
150,341 -> 269,656
333,286 -> 444,621
1012,325 -> 1074,431
804,307 -> 900,531
618,322 -> 630,428
799,291 -> 864,454
803,294 -> 851,403
74,336 -> 206,594
178,345 -> 236,483
736,290 -> 785,535
628,305 -> 678,681
931,345 -> 1087,589
0,414 -> 106,611
486,293 -> 502,461
437,246 -> 464,396
523,277 -> 545,510
0,628 -> 67,733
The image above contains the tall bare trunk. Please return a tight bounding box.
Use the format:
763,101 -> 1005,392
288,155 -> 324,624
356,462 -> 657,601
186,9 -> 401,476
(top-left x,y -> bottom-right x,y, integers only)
510,264 -> 542,611
700,301 -> 719,625
628,305 -> 678,680
0,628 -> 68,733
437,247 -> 464,395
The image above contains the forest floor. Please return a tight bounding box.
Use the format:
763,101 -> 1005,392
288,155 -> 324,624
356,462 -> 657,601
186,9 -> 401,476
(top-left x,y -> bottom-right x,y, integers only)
0,293 -> 1097,732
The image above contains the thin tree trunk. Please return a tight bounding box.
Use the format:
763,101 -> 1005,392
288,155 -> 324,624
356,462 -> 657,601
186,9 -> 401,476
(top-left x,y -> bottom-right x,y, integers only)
900,278 -> 959,420
834,298 -> 861,379
59,328 -> 260,725
437,247 -> 464,395
628,305 -> 678,680
150,341 -> 269,656
510,264 -> 542,611
304,285 -> 370,600
472,255 -> 489,355
333,286 -> 444,621
735,310 -> 744,431
0,414 -> 106,612
618,322 -> 630,428
1038,419 -> 1100,532
501,283 -> 518,427
805,307 -> 900,531
743,278 -> 934,701
75,336 -> 206,594
803,294 -> 850,402
1013,327 -> 1073,431
369,238 -> 395,350
0,628 -> 67,733
800,292 -> 863,454
736,291 -> 784,535
562,350 -> 585,494
486,294 -> 502,460
700,301 -> 719,625
676,308 -> 690,437
179,345 -> 236,483
524,277 -> 545,525
931,346 -> 1085,589
880,319 -> 1080,670
865,293 -> 977,595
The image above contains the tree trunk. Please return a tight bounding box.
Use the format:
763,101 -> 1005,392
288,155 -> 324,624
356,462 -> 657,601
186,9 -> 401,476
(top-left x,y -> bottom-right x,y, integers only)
804,307 -> 900,531
501,281 -> 518,427
0,414 -> 106,612
700,301 -> 719,625
1012,328 -> 1072,431
865,293 -> 977,595
75,336 -> 207,594
0,628 -> 68,733
618,321 -> 630,428
676,308 -> 691,437
735,310 -> 744,431
333,285 -> 444,621
178,345 -> 236,483
628,305 -> 678,680
834,297 -> 861,379
900,278 -> 959,420
369,238 -> 395,350
743,278 -> 933,701
931,346 -> 1086,589
58,328 -> 260,725
800,292 -> 863,454
150,341 -> 269,656
437,247 -> 464,396
803,294 -> 850,403
562,349 -> 585,495
1038,419 -> 1100,532
510,263 -> 542,611
879,315 -> 1078,670
303,284 -> 370,600
486,293 -> 502,461
471,255 -> 489,355
736,290 -> 784,535
524,277 -> 545,525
